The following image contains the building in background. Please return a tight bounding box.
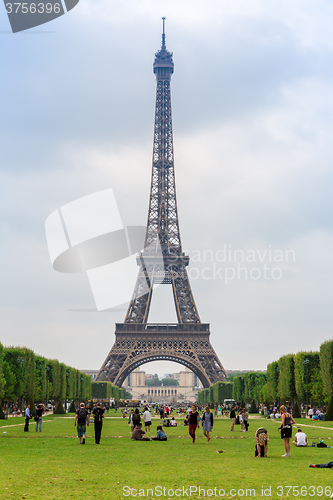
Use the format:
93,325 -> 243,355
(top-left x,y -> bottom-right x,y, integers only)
122,367 -> 202,403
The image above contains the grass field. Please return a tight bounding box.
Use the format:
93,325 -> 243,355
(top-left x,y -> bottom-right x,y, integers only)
1,412 -> 333,499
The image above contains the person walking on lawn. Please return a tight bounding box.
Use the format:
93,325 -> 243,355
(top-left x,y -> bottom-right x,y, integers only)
75,402 -> 89,444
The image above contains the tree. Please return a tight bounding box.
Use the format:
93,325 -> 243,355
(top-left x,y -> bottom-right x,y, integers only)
232,376 -> 245,403
160,378 -> 179,386
244,372 -> 266,405
320,340 -> 333,402
266,361 -> 279,403
278,355 -> 296,404
35,356 -> 47,401
2,360 -> 16,401
145,378 -> 161,386
0,342 -> 5,401
294,351 -> 323,406
213,381 -> 233,403
3,347 -> 37,408
325,396 -> 333,421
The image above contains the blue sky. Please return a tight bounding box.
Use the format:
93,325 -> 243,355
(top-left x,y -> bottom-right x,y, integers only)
1,0 -> 333,376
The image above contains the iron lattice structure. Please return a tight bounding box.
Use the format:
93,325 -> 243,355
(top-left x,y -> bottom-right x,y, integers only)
97,21 -> 227,388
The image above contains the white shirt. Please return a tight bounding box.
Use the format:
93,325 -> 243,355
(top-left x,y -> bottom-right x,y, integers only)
295,432 -> 307,446
143,410 -> 152,423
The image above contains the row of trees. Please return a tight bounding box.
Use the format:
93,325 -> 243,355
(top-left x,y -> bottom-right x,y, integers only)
145,378 -> 179,387
91,381 -> 130,401
197,381 -> 233,405
0,343 -> 91,413
232,340 -> 333,414
196,340 -> 333,415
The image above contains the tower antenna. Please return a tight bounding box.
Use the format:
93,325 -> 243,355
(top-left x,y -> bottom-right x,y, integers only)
161,16 -> 166,49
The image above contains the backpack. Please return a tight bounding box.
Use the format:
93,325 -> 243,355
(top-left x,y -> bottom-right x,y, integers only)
132,413 -> 140,424
94,408 -> 103,423
78,407 -> 87,424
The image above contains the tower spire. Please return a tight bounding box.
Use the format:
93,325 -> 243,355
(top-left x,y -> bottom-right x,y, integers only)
161,16 -> 166,49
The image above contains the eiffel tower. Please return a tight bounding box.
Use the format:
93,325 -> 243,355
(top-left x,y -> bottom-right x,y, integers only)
97,19 -> 227,388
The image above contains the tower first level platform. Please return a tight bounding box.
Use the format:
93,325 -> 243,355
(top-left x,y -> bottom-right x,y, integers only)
98,323 -> 227,388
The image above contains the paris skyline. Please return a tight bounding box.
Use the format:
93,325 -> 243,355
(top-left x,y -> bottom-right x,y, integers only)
1,1 -> 333,377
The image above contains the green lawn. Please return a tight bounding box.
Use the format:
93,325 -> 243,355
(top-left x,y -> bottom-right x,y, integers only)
1,414 -> 333,499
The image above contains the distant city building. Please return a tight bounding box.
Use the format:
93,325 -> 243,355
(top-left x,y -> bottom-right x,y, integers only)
83,370 -> 99,381
122,367 -> 202,403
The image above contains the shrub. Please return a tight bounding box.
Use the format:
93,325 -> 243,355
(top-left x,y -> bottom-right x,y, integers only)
54,401 -> 65,414
325,396 -> 333,421
293,401 -> 301,418
250,400 -> 258,413
69,400 -> 76,413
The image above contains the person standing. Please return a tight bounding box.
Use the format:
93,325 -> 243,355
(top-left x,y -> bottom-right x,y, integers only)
35,404 -> 45,432
243,408 -> 249,432
188,404 -> 200,444
132,408 -> 141,429
24,404 -> 31,432
230,407 -> 236,432
75,402 -> 89,444
128,409 -> 134,433
92,403 -> 104,444
202,406 -> 213,443
142,407 -> 152,433
280,405 -> 295,457
239,409 -> 245,431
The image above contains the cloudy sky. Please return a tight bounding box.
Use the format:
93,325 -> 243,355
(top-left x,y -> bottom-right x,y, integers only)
1,0 -> 333,378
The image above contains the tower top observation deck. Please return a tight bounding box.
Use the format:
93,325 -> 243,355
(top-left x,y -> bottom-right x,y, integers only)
153,17 -> 174,76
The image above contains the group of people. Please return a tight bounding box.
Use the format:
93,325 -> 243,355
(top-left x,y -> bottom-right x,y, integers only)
127,404 -> 214,444
128,406 -> 167,441
186,405 -> 214,444
74,402 -> 105,444
254,405 -> 309,458
23,403 -> 45,432
229,407 -> 249,432
21,401 -> 320,459
308,407 -> 325,420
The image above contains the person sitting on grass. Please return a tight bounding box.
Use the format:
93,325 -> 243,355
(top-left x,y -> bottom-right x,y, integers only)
255,427 -> 269,458
131,423 -> 151,441
170,416 -> 177,426
152,425 -> 167,441
293,429 -> 308,447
